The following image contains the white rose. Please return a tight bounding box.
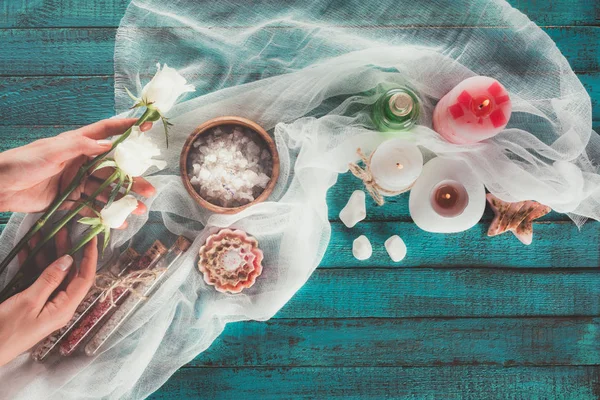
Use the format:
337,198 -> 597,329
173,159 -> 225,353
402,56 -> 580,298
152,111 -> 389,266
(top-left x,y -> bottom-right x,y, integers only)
114,126 -> 167,177
100,195 -> 139,229
141,63 -> 195,114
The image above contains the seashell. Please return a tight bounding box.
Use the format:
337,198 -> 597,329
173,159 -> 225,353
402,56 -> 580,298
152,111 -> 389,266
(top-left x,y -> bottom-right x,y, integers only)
198,229 -> 263,293
385,235 -> 407,262
352,235 -> 372,261
486,194 -> 551,245
340,190 -> 366,228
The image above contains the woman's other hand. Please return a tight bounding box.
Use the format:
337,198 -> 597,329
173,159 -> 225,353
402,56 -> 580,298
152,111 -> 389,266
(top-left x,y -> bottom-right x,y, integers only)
0,231 -> 98,367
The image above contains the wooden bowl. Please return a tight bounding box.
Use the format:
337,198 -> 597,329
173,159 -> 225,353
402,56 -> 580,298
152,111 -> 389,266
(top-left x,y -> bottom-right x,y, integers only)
180,116 -> 280,214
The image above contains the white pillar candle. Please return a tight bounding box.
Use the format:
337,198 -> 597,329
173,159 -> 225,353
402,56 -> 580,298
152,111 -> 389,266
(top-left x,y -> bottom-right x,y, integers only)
409,157 -> 485,233
370,139 -> 423,192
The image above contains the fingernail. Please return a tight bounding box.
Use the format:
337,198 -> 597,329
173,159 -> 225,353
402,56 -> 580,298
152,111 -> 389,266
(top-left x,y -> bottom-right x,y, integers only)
97,139 -> 113,147
56,255 -> 73,271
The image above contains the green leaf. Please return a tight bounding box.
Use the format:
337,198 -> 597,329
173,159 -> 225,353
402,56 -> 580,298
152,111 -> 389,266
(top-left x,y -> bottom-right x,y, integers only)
78,217 -> 102,226
106,173 -> 125,208
130,102 -> 145,110
161,116 -> 171,148
125,87 -> 140,102
93,159 -> 117,173
124,175 -> 134,196
102,227 -> 111,252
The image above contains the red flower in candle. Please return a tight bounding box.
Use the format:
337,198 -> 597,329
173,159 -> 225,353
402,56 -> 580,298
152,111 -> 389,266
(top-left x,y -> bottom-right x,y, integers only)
450,83 -> 508,127
433,76 -> 512,145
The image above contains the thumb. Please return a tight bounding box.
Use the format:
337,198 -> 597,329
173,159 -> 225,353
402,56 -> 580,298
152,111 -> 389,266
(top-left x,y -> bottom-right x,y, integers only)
47,135 -> 114,164
25,255 -> 74,306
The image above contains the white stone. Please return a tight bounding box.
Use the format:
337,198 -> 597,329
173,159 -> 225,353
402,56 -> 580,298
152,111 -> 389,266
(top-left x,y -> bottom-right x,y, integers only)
352,235 -> 372,261
339,190 -> 366,228
384,235 -> 407,262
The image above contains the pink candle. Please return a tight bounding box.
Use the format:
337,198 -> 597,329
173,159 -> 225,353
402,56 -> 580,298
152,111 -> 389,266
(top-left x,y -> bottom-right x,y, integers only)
433,76 -> 512,145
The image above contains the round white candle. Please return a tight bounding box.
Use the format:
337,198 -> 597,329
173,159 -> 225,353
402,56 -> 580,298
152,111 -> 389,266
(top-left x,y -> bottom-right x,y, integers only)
370,139 -> 423,192
409,157 -> 485,233
433,76 -> 512,145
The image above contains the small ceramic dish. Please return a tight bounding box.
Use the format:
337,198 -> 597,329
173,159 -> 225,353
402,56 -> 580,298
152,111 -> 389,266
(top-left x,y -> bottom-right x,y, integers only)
180,116 -> 280,214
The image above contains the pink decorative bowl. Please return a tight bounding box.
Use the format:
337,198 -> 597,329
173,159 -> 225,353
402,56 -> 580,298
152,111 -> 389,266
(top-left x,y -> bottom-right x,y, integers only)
198,229 -> 264,294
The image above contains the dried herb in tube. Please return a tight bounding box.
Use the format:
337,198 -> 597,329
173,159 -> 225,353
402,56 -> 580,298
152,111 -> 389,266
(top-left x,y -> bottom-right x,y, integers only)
31,248 -> 141,362
85,236 -> 192,356
59,240 -> 168,356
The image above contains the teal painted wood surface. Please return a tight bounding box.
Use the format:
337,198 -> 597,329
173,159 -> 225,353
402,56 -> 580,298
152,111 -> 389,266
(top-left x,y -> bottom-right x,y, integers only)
1,27 -> 598,76
1,0 -> 600,399
148,366 -> 600,400
189,317 -> 600,366
1,0 -> 598,27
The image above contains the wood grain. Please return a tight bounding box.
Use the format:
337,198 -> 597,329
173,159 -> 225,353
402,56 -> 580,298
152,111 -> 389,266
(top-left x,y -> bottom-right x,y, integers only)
193,317 -> 600,367
269,268 -> 600,318
321,221 -> 599,268
0,27 -> 597,77
1,0 -> 598,28
148,366 -> 600,399
0,218 -> 596,267
1,1 -> 600,399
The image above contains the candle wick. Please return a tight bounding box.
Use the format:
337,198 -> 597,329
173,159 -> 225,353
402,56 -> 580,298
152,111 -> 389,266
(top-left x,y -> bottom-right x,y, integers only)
396,163 -> 404,170
444,194 -> 451,199
480,99 -> 491,109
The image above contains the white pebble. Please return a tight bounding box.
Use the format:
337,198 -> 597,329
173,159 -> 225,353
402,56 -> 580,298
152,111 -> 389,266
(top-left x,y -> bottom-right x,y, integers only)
352,235 -> 372,261
385,235 -> 407,262
339,190 -> 366,228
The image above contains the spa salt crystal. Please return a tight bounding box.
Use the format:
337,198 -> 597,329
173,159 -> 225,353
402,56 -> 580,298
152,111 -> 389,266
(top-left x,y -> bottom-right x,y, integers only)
189,125 -> 273,208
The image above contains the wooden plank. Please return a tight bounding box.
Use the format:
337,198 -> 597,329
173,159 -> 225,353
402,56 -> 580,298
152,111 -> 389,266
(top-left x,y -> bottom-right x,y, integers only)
0,76 -> 116,125
0,27 -> 597,76
193,317 -> 600,367
148,366 -> 600,400
0,29 -> 116,76
1,217 -> 596,267
273,268 -> 600,318
1,0 -> 598,28
0,73 -> 598,125
321,221 -> 599,268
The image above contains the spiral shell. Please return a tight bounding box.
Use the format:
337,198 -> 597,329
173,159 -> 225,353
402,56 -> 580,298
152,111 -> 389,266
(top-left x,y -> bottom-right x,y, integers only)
198,229 -> 263,293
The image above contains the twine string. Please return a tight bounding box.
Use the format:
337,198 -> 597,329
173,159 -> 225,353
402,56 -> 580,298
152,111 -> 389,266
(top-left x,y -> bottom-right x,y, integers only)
348,148 -> 412,206
95,268 -> 166,307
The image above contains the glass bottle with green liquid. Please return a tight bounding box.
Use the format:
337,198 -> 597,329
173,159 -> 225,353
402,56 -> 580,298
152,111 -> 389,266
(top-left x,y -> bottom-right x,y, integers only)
371,86 -> 420,132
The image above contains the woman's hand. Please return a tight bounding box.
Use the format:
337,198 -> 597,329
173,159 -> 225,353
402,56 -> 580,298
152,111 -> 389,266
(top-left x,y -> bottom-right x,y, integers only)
0,119 -> 155,223
0,230 -> 97,367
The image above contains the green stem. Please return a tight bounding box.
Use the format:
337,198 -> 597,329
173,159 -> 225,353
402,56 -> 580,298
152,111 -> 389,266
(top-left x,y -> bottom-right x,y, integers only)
0,225 -> 104,303
0,171 -> 120,303
0,108 -> 157,278
21,170 -> 120,273
68,225 -> 105,256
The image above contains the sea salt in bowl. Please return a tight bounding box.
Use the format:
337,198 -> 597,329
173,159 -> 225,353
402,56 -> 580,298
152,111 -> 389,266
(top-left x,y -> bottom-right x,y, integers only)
180,116 -> 280,214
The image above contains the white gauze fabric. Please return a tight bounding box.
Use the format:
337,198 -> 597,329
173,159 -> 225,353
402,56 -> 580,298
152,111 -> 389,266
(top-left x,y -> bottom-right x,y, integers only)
0,0 -> 598,398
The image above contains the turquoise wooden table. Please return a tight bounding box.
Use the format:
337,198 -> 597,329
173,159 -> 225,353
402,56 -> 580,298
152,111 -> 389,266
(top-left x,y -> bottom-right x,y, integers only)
1,1 -> 600,398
